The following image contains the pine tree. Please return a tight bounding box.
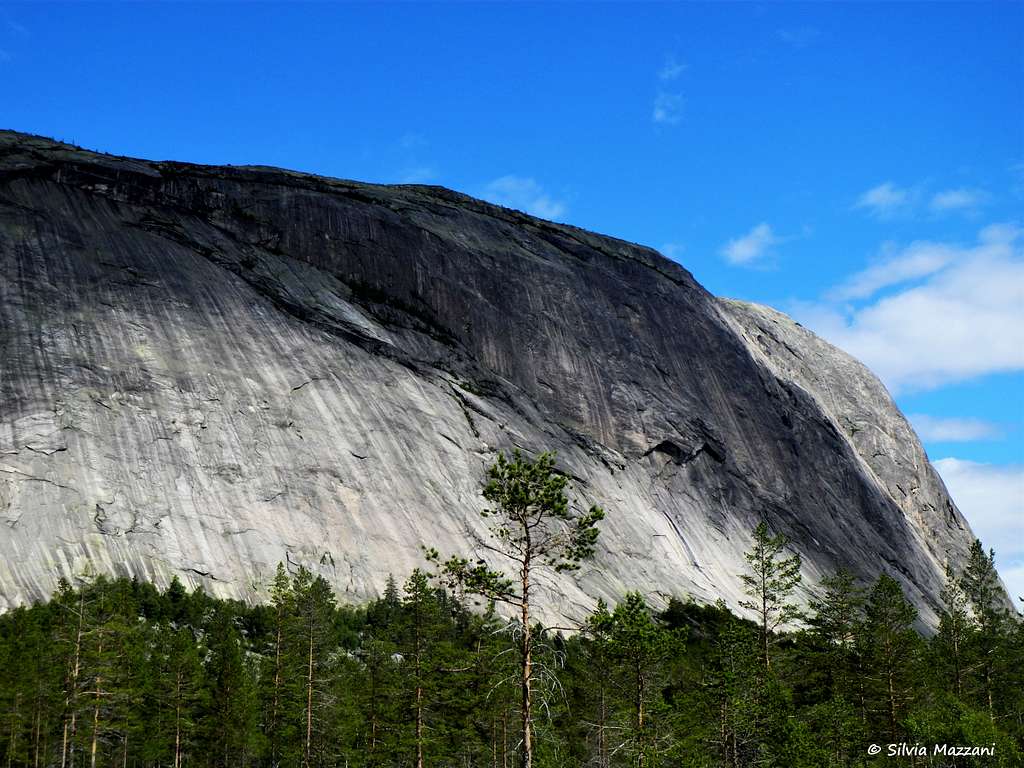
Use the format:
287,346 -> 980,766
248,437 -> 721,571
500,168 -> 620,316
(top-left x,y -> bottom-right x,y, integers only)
112,612 -> 149,768
203,607 -> 260,767
52,577 -> 91,768
960,540 -> 1009,719
581,599 -> 615,768
77,579 -> 133,768
289,567 -> 337,768
356,637 -> 402,765
738,522 -> 802,672
602,592 -> 684,767
161,625 -> 204,768
808,569 -> 866,704
448,604 -> 516,768
702,601 -> 760,768
801,568 -> 871,762
0,607 -> 50,768
936,564 -> 971,699
263,563 -> 294,767
863,575 -> 918,742
26,606 -> 60,768
428,449 -> 604,768
809,570 -> 864,655
3,566 -> 1024,768
400,569 -> 449,768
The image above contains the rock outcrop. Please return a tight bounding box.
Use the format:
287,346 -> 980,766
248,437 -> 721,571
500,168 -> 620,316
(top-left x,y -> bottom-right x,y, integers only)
0,131 -> 987,626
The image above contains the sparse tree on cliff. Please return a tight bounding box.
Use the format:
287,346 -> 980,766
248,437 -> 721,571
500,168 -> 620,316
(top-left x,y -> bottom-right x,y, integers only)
428,449 -> 604,768
739,522 -> 802,671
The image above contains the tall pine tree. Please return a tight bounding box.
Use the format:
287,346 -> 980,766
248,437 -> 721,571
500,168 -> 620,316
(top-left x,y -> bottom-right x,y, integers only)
738,522 -> 802,672
429,449 -> 604,768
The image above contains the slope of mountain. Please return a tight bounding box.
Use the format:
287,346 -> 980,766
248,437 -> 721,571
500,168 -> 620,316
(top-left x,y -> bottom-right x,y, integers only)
0,131 -> 988,625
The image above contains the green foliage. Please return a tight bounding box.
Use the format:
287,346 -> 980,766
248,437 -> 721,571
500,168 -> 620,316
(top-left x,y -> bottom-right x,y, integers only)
862,574 -> 920,742
807,568 -> 866,701
961,539 -> 1014,720
0,527 -> 1020,768
427,450 -> 605,607
738,521 -> 802,671
427,449 -> 604,768
584,592 -> 686,766
937,564 -> 972,698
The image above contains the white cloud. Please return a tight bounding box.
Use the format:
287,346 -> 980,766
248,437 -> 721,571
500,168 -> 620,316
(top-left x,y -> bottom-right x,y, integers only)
398,132 -> 427,151
999,563 -> 1024,606
854,181 -> 910,217
933,458 -> 1024,604
778,27 -> 820,47
396,166 -> 436,184
660,242 -> 685,260
482,176 -> 567,220
659,55 -> 686,81
930,187 -> 987,212
827,241 -> 959,301
980,222 -> 1023,244
720,223 -> 778,266
908,414 -> 1001,442
652,92 -> 683,125
796,223 -> 1024,392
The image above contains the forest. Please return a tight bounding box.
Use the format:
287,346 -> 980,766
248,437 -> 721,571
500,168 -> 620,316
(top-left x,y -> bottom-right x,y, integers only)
0,452 -> 1021,767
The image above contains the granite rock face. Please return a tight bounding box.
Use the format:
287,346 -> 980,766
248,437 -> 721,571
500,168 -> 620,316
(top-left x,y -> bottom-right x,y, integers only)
0,132 -> 987,626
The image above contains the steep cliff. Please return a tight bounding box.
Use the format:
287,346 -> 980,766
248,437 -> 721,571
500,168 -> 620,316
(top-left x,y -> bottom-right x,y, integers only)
0,131 -> 985,626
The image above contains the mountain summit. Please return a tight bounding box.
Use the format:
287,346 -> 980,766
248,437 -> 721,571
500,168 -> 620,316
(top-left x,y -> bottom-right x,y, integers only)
0,131 -> 989,625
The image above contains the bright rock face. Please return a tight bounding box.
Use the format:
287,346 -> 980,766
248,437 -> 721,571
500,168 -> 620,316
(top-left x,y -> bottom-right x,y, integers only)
0,132 -> 985,626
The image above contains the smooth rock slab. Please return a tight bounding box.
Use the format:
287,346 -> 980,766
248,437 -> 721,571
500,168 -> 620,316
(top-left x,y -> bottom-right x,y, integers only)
0,131 -> 999,626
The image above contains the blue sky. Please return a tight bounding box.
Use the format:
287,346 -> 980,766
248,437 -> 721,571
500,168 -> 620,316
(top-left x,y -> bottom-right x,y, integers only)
2,2 -> 1022,598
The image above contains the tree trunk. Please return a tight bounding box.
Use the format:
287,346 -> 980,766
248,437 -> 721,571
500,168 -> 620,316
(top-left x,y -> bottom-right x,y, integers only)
64,714 -> 75,768
856,652 -> 868,725
304,620 -> 314,768
599,685 -> 608,768
986,664 -> 994,721
33,698 -> 42,768
368,656 -> 382,761
635,660 -> 645,768
415,604 -> 424,768
7,693 -> 19,768
61,591 -> 86,768
718,700 -> 726,766
952,631 -> 962,698
761,567 -> 770,672
89,686 -> 100,768
174,670 -> 183,768
886,640 -> 897,742
89,632 -> 106,768
415,683 -> 424,768
271,620 -> 283,767
491,717 -> 497,768
519,557 -> 532,768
